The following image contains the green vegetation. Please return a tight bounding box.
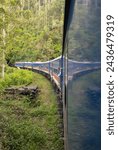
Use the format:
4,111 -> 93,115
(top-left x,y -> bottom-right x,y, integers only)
0,67 -> 63,150
0,0 -> 64,75
0,1 -> 64,149
0,67 -> 33,90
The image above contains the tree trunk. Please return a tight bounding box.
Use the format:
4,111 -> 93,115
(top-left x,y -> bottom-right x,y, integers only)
28,0 -> 30,10
38,0 -> 41,12
21,0 -> 24,12
2,15 -> 6,79
45,0 -> 48,27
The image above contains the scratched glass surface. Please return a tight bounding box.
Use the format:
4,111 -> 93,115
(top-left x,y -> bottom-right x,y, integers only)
65,0 -> 101,150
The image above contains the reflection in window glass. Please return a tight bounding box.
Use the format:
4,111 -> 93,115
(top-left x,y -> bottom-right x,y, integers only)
64,0 -> 101,150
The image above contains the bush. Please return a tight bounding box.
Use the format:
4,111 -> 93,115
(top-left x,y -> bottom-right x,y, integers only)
2,120 -> 45,150
0,67 -> 33,90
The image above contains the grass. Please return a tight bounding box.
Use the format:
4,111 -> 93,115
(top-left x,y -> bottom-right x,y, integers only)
0,67 -> 63,150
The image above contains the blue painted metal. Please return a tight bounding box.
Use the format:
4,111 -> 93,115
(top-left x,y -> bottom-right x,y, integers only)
15,56 -> 101,90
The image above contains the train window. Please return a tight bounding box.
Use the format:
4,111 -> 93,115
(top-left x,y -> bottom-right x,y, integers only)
63,0 -> 101,150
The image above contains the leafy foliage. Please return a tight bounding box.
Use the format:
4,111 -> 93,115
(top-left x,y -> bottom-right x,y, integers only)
0,1 -> 64,149
0,0 -> 64,69
0,67 -> 33,90
0,68 -> 63,150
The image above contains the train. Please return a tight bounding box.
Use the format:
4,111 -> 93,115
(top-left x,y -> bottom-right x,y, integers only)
15,0 -> 101,150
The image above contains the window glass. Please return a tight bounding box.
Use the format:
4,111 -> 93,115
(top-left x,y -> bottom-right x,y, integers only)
64,0 -> 101,150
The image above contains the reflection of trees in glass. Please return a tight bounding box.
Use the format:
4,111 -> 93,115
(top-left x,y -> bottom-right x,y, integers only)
68,0 -> 101,61
68,70 -> 101,150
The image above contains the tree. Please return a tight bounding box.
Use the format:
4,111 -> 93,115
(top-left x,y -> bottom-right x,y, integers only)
0,6 -> 6,78
0,0 -> 65,70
